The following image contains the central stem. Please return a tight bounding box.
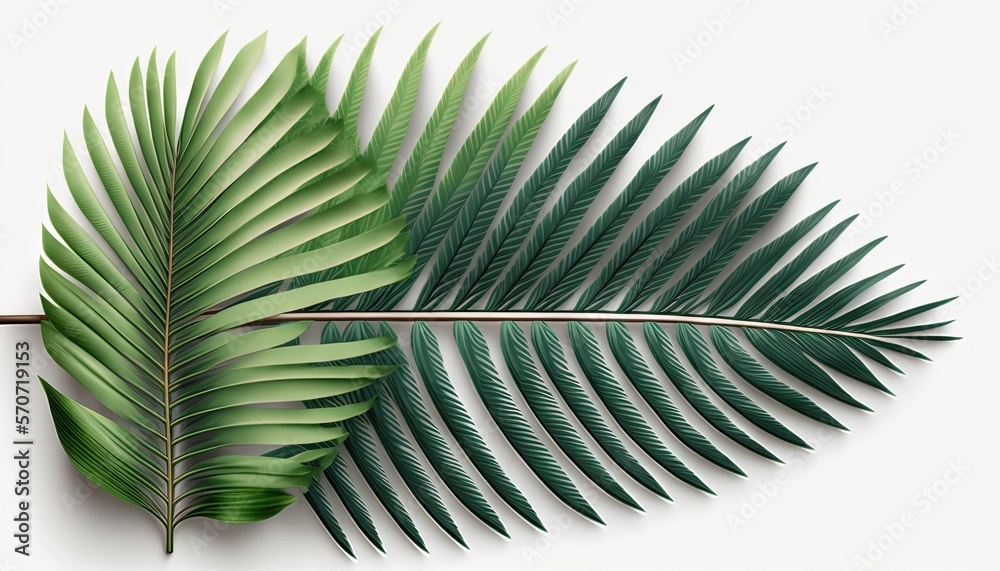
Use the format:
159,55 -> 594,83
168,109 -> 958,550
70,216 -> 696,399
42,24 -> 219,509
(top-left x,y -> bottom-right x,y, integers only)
0,312 -> 884,342
251,311 -> 883,341
163,152 -> 179,554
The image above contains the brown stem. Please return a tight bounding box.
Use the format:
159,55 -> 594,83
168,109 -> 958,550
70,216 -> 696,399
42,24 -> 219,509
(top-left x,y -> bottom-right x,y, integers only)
0,311 -> 881,340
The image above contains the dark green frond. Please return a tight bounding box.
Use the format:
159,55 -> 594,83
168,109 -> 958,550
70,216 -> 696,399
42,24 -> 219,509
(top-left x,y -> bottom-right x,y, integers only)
290,29 -> 953,550
412,322 -> 544,531
501,322 -> 641,511
456,321 -> 603,525
488,97 -> 660,310
533,323 -> 670,497
454,79 -> 625,309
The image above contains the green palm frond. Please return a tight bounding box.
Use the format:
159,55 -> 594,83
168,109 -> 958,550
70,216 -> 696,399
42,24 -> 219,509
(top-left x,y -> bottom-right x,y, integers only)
40,34 -> 414,552
285,31 -> 956,555
38,29 -> 956,557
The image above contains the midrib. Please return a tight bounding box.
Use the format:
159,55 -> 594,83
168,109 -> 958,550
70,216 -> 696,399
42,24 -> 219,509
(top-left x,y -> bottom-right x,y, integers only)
0,311 -> 883,341
162,151 -> 178,553
250,311 -> 883,341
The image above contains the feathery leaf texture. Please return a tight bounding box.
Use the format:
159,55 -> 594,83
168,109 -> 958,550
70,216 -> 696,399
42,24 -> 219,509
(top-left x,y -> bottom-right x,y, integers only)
40,34 -> 413,552
287,30 -> 954,555
41,29 -> 955,556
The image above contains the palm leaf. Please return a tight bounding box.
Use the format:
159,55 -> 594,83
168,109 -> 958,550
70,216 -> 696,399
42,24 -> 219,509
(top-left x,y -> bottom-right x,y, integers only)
38,30 -> 956,557
285,31 -> 956,555
40,35 -> 413,552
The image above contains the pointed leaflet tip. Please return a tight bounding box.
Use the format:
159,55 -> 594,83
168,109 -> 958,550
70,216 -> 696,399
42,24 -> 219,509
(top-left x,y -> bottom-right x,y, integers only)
44,188 -> 64,228
279,36 -> 307,62
468,33 -> 491,56
587,77 -> 627,107
237,32 -> 268,58
751,141 -> 786,164
629,94 -> 661,121
517,46 -> 547,75
781,160 -> 819,184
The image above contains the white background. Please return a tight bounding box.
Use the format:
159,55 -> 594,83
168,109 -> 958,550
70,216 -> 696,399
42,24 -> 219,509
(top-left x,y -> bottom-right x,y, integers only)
1,0 -> 997,569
